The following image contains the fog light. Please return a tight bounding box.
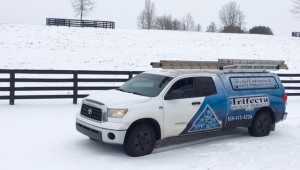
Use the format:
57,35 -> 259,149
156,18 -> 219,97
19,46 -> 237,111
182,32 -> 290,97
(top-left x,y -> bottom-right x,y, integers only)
108,133 -> 115,140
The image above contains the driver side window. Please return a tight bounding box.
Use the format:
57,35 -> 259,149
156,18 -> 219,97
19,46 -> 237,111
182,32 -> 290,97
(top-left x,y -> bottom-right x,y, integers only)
167,77 -> 195,99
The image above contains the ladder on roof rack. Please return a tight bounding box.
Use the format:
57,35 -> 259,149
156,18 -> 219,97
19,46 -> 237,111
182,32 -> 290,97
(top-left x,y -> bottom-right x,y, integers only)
150,59 -> 288,71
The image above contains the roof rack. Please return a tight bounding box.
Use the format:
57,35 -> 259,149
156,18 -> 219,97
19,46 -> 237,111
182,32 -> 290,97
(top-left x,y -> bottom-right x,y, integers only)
150,59 -> 288,71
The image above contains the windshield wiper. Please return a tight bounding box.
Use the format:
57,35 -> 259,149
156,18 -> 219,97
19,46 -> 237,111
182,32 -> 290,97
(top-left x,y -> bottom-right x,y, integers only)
129,91 -> 144,96
116,88 -> 145,96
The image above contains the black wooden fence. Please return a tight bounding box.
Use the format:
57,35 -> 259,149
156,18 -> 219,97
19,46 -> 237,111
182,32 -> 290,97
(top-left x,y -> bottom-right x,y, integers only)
46,18 -> 115,29
277,74 -> 300,96
0,69 -> 141,105
292,32 -> 300,37
0,70 -> 299,105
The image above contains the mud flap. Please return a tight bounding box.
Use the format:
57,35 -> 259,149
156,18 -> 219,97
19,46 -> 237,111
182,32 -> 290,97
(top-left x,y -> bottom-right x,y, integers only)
271,123 -> 275,131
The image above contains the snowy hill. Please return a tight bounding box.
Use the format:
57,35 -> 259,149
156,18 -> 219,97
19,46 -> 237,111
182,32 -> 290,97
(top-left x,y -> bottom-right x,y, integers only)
1,24 -> 300,72
1,24 -> 300,170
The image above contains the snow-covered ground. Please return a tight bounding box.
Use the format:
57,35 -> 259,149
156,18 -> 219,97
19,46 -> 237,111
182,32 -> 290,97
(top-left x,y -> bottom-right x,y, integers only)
0,24 -> 300,72
0,24 -> 300,169
0,97 -> 299,170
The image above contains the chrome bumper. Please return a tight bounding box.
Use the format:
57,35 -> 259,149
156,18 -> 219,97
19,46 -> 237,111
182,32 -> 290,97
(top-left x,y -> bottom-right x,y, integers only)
76,119 -> 126,145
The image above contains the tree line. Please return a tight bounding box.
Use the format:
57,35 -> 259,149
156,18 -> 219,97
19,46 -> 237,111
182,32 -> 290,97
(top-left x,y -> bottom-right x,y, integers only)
137,0 -> 274,35
69,0 -> 300,35
137,0 -> 203,32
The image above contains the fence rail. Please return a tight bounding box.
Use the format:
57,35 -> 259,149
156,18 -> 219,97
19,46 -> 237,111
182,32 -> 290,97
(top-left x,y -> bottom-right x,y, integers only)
46,18 -> 115,29
0,70 -> 299,105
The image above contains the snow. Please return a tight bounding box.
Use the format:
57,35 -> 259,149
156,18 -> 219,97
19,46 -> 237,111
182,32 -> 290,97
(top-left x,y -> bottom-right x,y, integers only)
0,24 -> 300,169
0,98 -> 299,170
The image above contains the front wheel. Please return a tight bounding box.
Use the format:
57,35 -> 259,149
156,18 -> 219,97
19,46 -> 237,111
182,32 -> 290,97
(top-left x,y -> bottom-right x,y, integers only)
248,111 -> 272,137
123,124 -> 156,157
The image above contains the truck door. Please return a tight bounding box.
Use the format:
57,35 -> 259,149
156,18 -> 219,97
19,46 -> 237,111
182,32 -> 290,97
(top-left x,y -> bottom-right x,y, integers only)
163,76 -> 228,137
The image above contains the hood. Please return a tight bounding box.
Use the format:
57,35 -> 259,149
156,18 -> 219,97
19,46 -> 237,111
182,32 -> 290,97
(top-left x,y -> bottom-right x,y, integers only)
85,89 -> 151,108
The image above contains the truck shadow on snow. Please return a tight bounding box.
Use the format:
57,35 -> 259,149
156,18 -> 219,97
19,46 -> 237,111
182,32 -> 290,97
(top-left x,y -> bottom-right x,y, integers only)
153,128 -> 249,154
75,128 -> 249,156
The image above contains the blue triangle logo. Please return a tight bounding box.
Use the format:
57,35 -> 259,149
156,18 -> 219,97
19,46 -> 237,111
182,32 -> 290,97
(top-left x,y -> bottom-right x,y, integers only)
189,106 -> 222,132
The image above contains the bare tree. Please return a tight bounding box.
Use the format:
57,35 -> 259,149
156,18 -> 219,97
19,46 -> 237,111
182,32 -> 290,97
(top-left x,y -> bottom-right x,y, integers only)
206,22 -> 217,32
71,0 -> 96,20
137,11 -> 146,29
182,13 -> 195,31
172,19 -> 182,30
155,15 -> 173,30
195,24 -> 202,32
219,1 -> 245,29
291,0 -> 300,18
137,0 -> 156,29
155,16 -> 164,30
237,9 -> 245,28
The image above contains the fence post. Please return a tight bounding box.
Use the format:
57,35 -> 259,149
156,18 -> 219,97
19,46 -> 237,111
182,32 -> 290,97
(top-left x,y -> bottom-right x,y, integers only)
128,72 -> 133,80
9,71 -> 15,105
73,71 -> 78,104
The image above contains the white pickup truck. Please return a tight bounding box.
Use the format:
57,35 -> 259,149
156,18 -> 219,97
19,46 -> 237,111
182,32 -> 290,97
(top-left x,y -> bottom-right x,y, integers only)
76,59 -> 288,157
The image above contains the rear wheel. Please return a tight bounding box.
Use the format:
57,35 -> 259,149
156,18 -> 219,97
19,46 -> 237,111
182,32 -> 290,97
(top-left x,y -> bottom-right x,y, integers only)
123,124 -> 156,157
248,111 -> 272,137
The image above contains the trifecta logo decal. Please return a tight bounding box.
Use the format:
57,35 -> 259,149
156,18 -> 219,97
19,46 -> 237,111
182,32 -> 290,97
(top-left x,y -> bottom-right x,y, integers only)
230,95 -> 269,110
189,106 -> 222,132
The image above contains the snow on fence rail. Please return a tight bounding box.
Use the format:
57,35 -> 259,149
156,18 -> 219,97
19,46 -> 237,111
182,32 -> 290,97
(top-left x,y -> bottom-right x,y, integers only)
46,18 -> 115,29
0,70 -> 299,105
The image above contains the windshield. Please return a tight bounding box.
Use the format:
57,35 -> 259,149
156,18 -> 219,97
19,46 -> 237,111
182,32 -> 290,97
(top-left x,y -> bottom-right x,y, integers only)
117,73 -> 173,97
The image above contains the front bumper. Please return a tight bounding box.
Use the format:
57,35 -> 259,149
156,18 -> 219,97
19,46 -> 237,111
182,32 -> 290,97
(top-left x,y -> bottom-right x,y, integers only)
76,119 -> 126,145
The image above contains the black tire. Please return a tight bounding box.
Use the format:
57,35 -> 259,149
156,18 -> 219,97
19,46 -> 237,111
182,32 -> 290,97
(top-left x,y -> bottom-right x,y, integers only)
248,111 -> 272,137
123,124 -> 156,157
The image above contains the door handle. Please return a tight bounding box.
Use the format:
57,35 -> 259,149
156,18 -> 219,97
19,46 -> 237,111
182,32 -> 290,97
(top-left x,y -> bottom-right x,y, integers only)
192,102 -> 201,105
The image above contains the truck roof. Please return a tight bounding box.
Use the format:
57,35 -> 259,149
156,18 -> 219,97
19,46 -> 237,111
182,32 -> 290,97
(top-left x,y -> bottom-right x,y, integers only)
145,69 -> 273,78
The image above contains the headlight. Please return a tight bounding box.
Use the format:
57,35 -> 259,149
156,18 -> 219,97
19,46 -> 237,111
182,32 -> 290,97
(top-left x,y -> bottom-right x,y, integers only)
108,108 -> 128,118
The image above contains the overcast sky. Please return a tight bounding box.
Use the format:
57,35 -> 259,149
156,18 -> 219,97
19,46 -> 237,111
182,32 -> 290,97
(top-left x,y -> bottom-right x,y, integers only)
0,0 -> 299,36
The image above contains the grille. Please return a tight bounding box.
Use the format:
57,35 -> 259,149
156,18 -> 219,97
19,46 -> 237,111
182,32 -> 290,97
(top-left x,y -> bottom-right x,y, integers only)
81,104 -> 102,121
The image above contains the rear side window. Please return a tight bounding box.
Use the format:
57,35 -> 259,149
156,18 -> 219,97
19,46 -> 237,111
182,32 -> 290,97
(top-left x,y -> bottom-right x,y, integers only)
230,76 -> 279,90
166,77 -> 217,99
195,77 -> 217,97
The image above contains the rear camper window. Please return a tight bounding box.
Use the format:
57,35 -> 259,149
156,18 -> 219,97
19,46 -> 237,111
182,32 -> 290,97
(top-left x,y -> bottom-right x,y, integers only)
230,76 -> 279,90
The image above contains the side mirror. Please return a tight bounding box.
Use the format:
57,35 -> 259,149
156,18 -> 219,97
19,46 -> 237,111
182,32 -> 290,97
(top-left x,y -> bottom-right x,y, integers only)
164,90 -> 184,100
